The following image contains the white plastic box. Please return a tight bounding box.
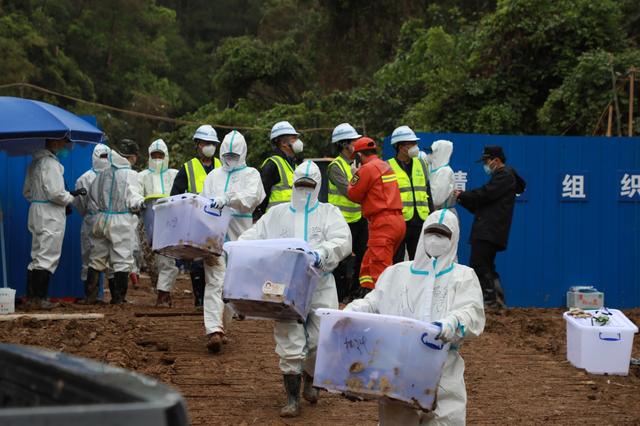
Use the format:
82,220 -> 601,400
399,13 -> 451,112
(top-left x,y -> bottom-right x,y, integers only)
566,286 -> 604,309
0,288 -> 16,314
152,194 -> 231,260
564,308 -> 638,375
223,239 -> 319,321
313,309 -> 449,411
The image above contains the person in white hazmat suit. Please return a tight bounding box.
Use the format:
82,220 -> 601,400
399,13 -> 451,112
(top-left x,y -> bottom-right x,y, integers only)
23,138 -> 88,309
73,143 -> 110,302
200,130 -> 266,354
137,139 -> 179,307
345,209 -> 485,425
427,140 -> 456,211
86,149 -> 145,304
239,160 -> 352,418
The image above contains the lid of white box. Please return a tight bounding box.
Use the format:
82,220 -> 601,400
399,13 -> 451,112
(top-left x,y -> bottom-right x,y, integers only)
563,308 -> 638,332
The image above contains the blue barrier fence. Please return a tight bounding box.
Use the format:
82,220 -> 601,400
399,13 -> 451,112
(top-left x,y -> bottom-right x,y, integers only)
383,133 -> 640,308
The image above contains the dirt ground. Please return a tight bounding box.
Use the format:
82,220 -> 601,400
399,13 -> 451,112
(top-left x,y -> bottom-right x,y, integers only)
1,275 -> 639,425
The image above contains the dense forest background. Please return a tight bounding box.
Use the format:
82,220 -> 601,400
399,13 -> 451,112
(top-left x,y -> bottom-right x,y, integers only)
1,0 -> 639,166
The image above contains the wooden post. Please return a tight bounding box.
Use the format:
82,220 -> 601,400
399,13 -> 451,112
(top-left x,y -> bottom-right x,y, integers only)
629,69 -> 635,137
609,55 -> 622,136
607,105 -> 613,137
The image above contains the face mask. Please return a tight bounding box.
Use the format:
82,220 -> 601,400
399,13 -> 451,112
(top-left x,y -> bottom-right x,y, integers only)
408,145 -> 420,158
150,158 -> 165,170
424,234 -> 451,258
483,163 -> 493,175
291,139 -> 304,154
202,144 -> 216,158
56,148 -> 70,159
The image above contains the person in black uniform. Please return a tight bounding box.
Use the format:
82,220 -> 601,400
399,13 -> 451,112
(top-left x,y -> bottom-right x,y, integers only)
455,145 -> 526,308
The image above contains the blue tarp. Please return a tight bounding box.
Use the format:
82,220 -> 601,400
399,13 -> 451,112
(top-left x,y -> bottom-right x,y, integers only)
383,133 -> 640,308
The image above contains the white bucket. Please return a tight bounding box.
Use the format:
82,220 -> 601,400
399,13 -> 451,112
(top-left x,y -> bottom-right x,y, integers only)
0,288 -> 16,314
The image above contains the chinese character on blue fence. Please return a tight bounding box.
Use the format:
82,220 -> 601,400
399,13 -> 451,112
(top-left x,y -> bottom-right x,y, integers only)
560,172 -> 588,202
453,171 -> 468,191
618,171 -> 640,202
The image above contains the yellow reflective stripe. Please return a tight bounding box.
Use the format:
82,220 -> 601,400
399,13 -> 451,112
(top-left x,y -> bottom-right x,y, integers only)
185,158 -> 220,194
381,174 -> 397,182
359,276 -> 373,283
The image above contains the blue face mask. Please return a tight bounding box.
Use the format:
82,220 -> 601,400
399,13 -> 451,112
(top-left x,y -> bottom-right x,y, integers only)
57,148 -> 70,159
483,163 -> 492,175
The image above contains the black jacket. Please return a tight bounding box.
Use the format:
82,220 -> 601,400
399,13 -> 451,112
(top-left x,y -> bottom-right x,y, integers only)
457,166 -> 526,251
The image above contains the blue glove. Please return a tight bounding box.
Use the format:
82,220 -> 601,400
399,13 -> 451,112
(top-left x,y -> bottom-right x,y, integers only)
310,250 -> 322,268
434,316 -> 459,343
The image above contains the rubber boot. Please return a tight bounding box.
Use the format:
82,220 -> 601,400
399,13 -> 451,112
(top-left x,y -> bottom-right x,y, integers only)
302,371 -> 319,404
492,277 -> 506,309
84,268 -> 100,304
155,290 -> 172,307
190,269 -> 205,307
480,272 -> 497,307
206,332 -> 224,354
111,272 -> 128,305
280,374 -> 301,417
108,278 -> 115,301
23,269 -> 35,309
33,269 -> 57,310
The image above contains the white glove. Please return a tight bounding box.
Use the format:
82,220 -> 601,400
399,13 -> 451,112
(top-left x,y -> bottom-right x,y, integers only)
435,316 -> 459,343
210,195 -> 227,209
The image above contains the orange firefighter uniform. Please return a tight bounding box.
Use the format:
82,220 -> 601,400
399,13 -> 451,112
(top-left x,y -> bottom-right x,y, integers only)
347,138 -> 406,289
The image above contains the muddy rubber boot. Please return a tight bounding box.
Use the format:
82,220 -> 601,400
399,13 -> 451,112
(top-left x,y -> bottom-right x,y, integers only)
111,272 -> 128,305
85,268 -> 100,304
155,290 -> 172,307
33,269 -> 58,310
108,278 -> 115,301
491,277 -> 506,309
190,269 -> 205,307
280,374 -> 301,417
206,332 -> 224,354
23,269 -> 35,309
302,371 -> 319,404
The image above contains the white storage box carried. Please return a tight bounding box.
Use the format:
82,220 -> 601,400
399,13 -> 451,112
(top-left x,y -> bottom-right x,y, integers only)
223,238 -> 319,321
566,286 -> 604,310
564,308 -> 638,375
152,194 -> 231,260
313,309 -> 449,411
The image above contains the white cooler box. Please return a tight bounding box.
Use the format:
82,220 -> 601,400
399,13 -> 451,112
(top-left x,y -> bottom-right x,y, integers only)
223,239 -> 319,321
314,309 -> 449,411
152,194 -> 231,260
564,308 -> 638,375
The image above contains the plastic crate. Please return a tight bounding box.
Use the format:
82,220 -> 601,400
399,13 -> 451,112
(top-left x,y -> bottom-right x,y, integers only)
313,309 -> 449,411
564,308 -> 638,375
0,343 -> 189,425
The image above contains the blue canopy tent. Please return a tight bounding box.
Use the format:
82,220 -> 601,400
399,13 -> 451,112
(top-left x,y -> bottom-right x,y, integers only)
0,96 -> 104,296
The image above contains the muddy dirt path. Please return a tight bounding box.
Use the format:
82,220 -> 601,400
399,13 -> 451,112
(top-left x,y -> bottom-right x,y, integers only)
1,275 -> 638,425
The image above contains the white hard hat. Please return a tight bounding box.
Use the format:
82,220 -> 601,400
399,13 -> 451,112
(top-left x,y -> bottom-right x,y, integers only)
331,123 -> 361,144
193,124 -> 220,143
270,121 -> 299,140
390,125 -> 420,145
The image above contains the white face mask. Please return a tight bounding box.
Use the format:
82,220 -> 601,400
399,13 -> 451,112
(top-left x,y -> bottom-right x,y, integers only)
408,145 -> 420,158
149,158 -> 164,170
202,144 -> 216,158
291,139 -> 304,154
424,234 -> 451,258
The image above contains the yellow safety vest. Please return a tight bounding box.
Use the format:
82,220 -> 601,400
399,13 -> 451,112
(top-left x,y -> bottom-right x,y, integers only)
185,157 -> 221,194
388,157 -> 431,221
328,156 -> 362,223
261,155 -> 294,210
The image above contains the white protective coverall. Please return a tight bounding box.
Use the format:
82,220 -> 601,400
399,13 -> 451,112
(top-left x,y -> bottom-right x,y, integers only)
346,209 -> 485,425
239,160 -> 352,374
138,139 -> 179,292
88,150 -> 145,273
428,140 -> 456,210
74,144 -> 110,281
23,149 -> 75,273
201,130 -> 266,335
